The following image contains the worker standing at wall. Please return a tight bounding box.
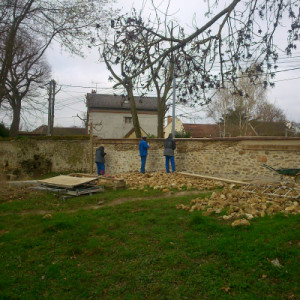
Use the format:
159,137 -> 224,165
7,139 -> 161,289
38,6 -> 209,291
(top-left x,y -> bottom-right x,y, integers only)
163,133 -> 176,173
139,136 -> 150,174
95,146 -> 106,175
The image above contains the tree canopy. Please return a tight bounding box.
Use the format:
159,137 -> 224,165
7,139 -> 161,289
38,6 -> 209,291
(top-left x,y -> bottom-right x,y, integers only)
98,0 -> 299,137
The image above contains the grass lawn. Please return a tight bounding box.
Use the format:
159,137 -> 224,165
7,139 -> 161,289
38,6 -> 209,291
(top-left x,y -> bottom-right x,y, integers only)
0,187 -> 299,299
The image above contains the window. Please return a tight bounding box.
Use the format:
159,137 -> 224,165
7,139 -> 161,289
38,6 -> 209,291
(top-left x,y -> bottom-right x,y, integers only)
124,117 -> 132,124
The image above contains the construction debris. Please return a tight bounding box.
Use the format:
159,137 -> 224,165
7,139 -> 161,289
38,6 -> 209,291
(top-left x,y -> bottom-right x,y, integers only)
242,183 -> 300,199
35,173 -> 104,199
179,172 -> 248,185
117,171 -> 229,191
38,175 -> 99,188
231,219 -> 251,227
95,176 -> 126,190
177,183 -> 300,225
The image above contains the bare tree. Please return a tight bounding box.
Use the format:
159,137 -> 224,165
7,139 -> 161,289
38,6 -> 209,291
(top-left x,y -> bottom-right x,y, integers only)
100,8 -> 200,138
0,0 -> 116,104
114,0 -> 299,101
103,52 -> 142,138
206,65 -> 287,136
99,0 -> 299,137
2,31 -> 51,136
255,101 -> 286,123
206,88 -> 231,137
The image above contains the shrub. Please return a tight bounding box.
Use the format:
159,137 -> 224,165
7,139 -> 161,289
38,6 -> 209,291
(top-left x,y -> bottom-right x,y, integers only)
175,130 -> 192,138
0,123 -> 9,137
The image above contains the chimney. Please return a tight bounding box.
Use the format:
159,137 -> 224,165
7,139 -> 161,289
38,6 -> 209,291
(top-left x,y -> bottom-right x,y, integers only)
167,116 -> 172,125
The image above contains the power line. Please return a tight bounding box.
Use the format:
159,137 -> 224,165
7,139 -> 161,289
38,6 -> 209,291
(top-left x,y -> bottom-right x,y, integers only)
55,66 -> 300,91
273,76 -> 300,83
272,67 -> 300,73
59,84 -> 115,89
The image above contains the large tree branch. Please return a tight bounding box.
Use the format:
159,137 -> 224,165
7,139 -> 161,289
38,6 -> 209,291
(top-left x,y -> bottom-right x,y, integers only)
113,0 -> 241,87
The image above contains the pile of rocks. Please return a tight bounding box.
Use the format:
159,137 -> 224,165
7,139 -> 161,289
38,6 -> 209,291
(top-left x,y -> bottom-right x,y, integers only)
117,171 -> 227,192
117,171 -> 299,226
176,184 -> 299,226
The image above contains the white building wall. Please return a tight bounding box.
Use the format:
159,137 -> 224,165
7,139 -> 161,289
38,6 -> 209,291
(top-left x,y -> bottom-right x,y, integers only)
89,110 -> 158,138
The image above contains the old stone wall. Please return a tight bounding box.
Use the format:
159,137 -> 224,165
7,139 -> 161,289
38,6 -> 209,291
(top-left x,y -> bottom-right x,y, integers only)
0,137 -> 299,181
0,139 -> 90,177
94,138 -> 300,181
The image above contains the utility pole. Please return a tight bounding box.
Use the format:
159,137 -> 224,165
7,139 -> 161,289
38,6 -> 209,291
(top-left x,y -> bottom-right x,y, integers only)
47,79 -> 56,136
171,23 -> 176,138
172,61 -> 176,137
47,80 -> 52,136
51,80 -> 56,135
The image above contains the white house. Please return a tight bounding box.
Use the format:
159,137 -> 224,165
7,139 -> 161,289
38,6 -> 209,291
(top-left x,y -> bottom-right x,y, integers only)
86,93 -> 158,138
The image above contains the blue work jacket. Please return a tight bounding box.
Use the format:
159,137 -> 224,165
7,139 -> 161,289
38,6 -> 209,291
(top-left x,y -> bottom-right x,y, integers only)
139,139 -> 149,156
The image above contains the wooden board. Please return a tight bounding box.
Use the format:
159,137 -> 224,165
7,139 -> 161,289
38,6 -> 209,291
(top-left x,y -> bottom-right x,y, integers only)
38,175 -> 98,188
178,172 -> 249,185
68,173 -> 100,178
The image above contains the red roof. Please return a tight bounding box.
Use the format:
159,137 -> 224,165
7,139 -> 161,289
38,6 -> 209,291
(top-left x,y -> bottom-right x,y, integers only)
183,124 -> 220,138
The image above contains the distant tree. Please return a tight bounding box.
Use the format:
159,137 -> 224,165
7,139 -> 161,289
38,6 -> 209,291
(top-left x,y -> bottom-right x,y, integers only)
255,101 -> 286,123
207,64 -> 270,136
206,88 -> 231,137
207,93 -> 287,136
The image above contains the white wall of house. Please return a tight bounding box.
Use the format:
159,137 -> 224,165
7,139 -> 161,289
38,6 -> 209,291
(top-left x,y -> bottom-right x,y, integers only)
89,110 -> 158,138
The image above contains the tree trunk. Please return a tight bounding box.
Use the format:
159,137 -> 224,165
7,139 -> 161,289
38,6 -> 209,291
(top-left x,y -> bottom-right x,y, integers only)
127,86 -> 141,138
157,98 -> 165,138
9,100 -> 21,136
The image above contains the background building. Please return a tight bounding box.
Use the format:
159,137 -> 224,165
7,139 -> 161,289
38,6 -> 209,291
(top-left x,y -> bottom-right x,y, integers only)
86,94 -> 158,138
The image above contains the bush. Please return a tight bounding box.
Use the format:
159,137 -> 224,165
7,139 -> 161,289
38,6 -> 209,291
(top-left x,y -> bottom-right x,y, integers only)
175,130 -> 192,138
0,123 -> 9,137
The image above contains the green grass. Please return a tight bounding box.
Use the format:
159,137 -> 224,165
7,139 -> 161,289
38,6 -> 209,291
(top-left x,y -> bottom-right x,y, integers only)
0,188 -> 299,299
0,187 -> 164,214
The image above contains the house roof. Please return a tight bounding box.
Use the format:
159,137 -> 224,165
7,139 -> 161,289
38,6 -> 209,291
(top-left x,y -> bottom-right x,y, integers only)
183,124 -> 220,138
86,93 -> 157,111
32,125 -> 87,136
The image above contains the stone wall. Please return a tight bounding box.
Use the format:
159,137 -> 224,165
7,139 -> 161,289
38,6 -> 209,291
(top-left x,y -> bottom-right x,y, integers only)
0,137 -> 299,181
94,138 -> 300,181
0,139 -> 90,177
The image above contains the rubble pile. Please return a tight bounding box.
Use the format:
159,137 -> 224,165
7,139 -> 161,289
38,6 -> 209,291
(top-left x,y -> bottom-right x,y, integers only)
117,171 -> 227,191
176,184 -> 299,225
117,171 -> 299,225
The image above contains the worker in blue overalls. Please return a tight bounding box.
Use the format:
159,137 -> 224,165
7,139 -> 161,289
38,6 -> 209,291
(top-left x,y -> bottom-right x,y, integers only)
139,136 -> 150,174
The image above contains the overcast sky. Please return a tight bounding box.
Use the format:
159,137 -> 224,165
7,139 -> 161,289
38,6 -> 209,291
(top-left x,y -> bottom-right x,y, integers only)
41,0 -> 300,129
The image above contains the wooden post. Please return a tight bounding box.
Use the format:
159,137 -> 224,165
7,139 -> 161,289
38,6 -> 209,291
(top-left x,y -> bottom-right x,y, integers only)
90,122 -> 93,174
